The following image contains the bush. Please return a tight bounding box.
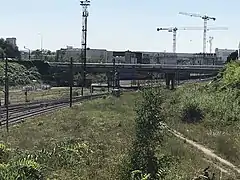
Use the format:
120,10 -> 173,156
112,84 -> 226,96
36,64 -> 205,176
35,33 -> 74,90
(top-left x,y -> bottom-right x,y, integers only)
0,143 -> 11,163
0,62 -> 40,86
211,61 -> 240,89
181,101 -> 204,123
0,158 -> 43,180
0,143 -> 43,180
0,140 -> 96,180
121,88 -> 173,180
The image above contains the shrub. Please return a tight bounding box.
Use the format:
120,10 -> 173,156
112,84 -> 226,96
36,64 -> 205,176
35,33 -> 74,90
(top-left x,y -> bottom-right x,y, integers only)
121,88 -> 173,180
0,145 -> 43,180
0,143 -> 11,163
181,101 -> 204,123
0,62 -> 41,86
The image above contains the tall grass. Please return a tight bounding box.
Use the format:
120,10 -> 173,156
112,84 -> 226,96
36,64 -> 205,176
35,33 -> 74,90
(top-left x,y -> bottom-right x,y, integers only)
162,61 -> 240,166
121,88 -> 175,180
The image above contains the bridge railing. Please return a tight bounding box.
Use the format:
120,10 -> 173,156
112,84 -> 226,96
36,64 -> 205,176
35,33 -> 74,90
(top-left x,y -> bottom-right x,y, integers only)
47,62 -> 224,69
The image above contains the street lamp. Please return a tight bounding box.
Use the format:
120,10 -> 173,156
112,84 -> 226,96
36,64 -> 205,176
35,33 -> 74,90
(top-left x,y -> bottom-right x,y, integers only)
24,46 -> 31,60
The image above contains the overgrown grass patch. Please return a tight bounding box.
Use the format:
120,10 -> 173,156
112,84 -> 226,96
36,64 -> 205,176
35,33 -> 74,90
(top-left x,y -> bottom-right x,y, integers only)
158,133 -> 235,179
162,81 -> 240,167
0,92 -> 138,179
0,90 -> 236,179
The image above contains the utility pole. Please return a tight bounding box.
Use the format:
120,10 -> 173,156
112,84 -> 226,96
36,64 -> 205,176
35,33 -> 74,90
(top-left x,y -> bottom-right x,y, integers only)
0,52 -> 3,126
4,56 -> 9,132
24,46 -> 31,60
69,57 -> 73,107
112,58 -> 116,89
80,0 -> 90,96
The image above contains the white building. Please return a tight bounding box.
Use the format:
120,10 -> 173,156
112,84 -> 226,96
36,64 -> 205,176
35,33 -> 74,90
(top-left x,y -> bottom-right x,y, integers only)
56,47 -> 109,62
215,48 -> 237,63
55,46 -> 221,65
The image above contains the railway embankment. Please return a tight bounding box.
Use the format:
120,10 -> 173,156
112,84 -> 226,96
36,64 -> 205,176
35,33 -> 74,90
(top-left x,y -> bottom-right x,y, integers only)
0,61 -> 239,179
161,61 -> 240,173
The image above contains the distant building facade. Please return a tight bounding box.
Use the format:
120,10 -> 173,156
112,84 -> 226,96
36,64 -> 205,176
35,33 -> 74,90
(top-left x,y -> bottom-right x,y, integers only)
215,48 -> 237,63
6,37 -> 17,47
56,46 -> 108,62
55,46 -> 224,65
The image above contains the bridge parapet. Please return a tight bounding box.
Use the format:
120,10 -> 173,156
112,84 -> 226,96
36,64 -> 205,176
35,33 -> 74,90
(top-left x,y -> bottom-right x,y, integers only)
47,62 -> 224,74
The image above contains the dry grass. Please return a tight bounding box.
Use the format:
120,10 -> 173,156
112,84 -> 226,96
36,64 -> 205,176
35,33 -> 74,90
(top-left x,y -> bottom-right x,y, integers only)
162,83 -> 240,174
0,90 -> 236,179
0,92 -> 137,179
0,87 -> 96,104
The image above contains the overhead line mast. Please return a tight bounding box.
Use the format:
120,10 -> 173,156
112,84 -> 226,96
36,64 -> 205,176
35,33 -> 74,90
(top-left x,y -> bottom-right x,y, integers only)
80,0 -> 90,96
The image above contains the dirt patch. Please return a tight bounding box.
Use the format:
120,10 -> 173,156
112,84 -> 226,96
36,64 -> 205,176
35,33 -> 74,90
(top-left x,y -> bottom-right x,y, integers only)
161,122 -> 240,178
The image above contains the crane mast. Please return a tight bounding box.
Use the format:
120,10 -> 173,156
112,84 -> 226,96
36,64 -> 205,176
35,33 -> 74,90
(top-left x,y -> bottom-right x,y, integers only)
179,12 -> 216,53
172,28 -> 177,53
203,19 -> 208,53
157,27 -> 178,53
157,26 -> 226,53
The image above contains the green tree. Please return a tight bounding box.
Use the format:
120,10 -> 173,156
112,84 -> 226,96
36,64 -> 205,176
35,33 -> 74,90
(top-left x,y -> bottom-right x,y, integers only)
226,50 -> 238,63
121,88 -> 167,180
31,49 -> 42,59
0,38 -> 21,59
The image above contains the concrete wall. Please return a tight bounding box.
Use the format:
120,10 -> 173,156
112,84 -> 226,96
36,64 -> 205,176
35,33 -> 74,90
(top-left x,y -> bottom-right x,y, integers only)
56,48 -> 108,62
87,49 -> 107,63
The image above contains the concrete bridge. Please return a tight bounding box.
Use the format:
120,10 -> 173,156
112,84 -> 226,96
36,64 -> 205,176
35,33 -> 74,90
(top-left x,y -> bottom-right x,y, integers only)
48,62 -> 223,74
47,62 -> 224,89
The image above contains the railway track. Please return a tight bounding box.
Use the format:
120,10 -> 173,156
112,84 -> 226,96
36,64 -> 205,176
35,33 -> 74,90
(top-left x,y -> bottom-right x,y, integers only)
0,93 -> 109,127
0,78 -> 214,128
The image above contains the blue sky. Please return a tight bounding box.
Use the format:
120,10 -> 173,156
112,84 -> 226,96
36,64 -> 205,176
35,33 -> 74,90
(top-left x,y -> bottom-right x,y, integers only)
1,0 -> 239,53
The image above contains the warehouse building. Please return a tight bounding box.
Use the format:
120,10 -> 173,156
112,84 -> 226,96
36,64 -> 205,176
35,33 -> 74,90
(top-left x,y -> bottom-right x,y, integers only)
55,46 -> 225,65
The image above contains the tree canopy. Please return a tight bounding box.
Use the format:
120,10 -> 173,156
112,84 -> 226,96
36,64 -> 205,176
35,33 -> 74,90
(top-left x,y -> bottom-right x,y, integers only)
0,38 -> 21,59
226,50 -> 238,63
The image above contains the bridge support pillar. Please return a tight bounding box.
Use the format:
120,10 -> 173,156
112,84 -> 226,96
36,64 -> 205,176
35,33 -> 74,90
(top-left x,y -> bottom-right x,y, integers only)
165,73 -> 175,90
114,71 -> 120,89
106,72 -> 111,92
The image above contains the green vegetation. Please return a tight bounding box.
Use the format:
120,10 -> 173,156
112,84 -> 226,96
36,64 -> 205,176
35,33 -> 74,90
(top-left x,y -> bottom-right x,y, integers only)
0,61 -> 239,179
161,61 -> 240,177
0,93 -> 137,179
0,62 -> 40,87
212,61 -> 240,89
5,87 -> 91,104
0,38 -> 20,59
122,88 -> 164,179
0,90 -> 234,179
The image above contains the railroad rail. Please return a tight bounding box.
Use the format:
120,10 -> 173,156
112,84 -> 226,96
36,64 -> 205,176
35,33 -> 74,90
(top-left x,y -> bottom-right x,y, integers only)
0,78 -> 214,128
0,93 -> 109,127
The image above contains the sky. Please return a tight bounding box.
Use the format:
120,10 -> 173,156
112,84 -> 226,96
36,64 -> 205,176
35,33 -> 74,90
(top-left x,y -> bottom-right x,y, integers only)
0,0 -> 240,53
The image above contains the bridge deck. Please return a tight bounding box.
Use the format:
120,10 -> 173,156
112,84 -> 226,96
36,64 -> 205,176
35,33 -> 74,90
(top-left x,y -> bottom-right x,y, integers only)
47,62 -> 224,73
